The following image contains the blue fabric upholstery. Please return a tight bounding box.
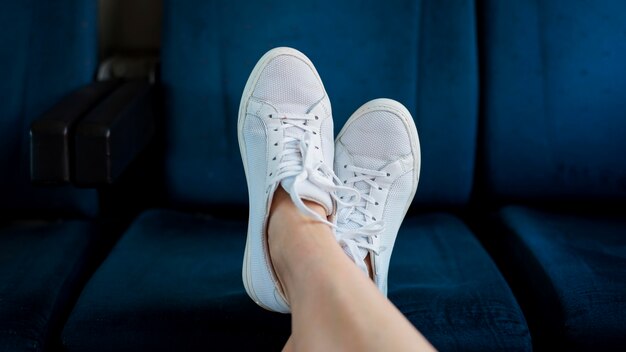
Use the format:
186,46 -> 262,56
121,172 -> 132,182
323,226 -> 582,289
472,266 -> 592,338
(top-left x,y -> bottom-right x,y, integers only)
62,210 -> 530,351
61,210 -> 290,351
160,0 -> 478,208
480,1 -> 626,349
0,1 -> 101,350
0,0 -> 98,216
390,214 -> 530,351
494,206 -> 626,351
0,220 -> 95,351
481,0 -> 626,200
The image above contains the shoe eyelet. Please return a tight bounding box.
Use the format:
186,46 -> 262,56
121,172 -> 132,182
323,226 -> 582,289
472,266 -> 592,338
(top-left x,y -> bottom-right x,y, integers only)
315,146 -> 319,149
269,172 -> 273,176
272,157 -> 276,160
372,217 -> 377,221
375,202 -> 379,205
343,180 -> 347,184
386,173 -> 391,177
315,115 -> 319,120
269,114 -> 273,118
313,131 -> 317,135
378,187 -> 383,190
274,128 -> 278,131
274,142 -> 278,146
340,196 -> 344,199
344,165 -> 347,168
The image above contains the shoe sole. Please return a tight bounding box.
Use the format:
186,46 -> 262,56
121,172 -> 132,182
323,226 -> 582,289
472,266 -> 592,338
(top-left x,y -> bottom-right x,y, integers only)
238,47 -> 326,312
335,98 -> 421,227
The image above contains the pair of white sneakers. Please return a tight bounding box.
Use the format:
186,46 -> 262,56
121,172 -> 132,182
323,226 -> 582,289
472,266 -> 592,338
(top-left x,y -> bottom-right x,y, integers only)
238,47 -> 421,313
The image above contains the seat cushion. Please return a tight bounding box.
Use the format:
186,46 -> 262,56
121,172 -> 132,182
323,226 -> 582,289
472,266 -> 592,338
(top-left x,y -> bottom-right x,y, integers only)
480,0 -> 626,200
391,214 -> 531,351
0,220 -> 96,351
494,206 -> 626,350
62,209 -> 291,351
62,209 -> 530,351
161,0 -> 478,207
0,0 -> 98,215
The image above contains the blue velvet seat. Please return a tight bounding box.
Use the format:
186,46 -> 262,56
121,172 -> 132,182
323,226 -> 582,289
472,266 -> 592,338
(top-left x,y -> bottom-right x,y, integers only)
480,0 -> 626,349
0,221 -> 96,351
496,206 -> 626,350
62,0 -> 530,350
0,0 -> 99,350
390,214 -> 530,350
62,210 -> 292,351
62,210 -> 530,351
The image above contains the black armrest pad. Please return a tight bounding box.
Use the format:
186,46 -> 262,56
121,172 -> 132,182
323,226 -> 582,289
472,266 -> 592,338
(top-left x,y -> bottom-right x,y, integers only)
74,80 -> 155,186
30,81 -> 120,183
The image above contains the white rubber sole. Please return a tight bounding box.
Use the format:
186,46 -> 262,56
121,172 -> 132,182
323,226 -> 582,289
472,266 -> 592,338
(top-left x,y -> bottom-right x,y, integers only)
335,98 -> 422,232
238,47 -> 326,313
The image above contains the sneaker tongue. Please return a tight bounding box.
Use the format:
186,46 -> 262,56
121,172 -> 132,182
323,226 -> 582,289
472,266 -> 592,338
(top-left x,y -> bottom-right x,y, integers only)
339,180 -> 371,238
339,149 -> 395,236
282,125 -> 305,164
342,241 -> 369,268
280,176 -> 333,216
338,169 -> 375,272
339,212 -> 369,269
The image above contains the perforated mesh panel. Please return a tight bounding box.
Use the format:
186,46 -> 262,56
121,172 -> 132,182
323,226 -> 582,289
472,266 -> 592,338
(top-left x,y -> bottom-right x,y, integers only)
340,111 -> 411,171
252,55 -> 324,114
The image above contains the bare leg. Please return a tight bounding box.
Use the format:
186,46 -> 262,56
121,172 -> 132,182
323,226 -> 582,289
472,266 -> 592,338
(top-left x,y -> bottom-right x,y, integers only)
269,187 -> 435,352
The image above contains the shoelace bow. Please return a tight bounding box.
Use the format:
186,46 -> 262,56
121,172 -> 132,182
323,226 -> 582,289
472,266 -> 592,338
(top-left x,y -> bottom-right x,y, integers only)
336,165 -> 387,274
268,113 -> 358,226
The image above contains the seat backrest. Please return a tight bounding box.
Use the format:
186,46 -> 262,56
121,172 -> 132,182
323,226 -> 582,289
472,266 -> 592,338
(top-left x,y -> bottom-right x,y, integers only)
480,0 -> 626,201
161,0 -> 478,209
0,0 -> 99,217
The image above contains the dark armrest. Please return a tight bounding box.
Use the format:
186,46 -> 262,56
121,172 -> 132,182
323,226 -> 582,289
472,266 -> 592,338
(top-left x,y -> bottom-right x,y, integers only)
74,80 -> 155,186
30,81 -> 120,184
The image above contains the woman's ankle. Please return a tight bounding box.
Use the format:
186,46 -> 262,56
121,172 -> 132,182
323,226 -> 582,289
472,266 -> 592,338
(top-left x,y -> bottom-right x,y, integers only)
268,187 -> 336,302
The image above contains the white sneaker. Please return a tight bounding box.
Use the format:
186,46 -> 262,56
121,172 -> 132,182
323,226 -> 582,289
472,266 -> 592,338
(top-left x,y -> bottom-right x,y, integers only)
334,98 -> 421,296
238,47 -> 348,312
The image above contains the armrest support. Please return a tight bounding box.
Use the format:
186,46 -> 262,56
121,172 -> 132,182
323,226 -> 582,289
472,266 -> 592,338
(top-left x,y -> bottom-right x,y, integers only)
74,80 -> 156,186
30,81 -> 120,184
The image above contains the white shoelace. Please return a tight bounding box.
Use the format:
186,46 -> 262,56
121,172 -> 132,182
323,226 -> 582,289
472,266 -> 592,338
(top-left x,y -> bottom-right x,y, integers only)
336,165 -> 387,274
268,113 -> 358,226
